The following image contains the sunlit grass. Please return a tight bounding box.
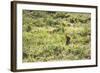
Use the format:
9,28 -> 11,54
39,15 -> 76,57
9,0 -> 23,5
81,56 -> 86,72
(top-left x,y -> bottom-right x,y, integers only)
22,10 -> 91,62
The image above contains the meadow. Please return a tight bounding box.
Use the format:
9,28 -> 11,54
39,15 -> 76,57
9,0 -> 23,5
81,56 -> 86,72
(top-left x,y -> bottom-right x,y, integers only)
22,10 -> 91,62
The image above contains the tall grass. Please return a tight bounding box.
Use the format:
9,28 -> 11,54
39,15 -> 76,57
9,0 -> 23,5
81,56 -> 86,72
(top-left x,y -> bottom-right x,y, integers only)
22,10 -> 91,62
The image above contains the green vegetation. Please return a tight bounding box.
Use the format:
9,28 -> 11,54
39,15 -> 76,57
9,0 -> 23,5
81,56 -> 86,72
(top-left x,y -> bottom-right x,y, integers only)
22,10 -> 91,62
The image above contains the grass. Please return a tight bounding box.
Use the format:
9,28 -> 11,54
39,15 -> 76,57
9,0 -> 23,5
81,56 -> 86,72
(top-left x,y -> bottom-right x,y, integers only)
22,10 -> 91,62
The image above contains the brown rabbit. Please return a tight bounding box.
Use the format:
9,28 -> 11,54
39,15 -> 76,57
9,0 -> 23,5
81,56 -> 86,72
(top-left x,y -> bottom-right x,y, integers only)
65,35 -> 70,45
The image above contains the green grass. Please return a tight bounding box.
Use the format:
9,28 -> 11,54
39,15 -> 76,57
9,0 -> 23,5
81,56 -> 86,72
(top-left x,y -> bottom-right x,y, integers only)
22,10 -> 91,62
